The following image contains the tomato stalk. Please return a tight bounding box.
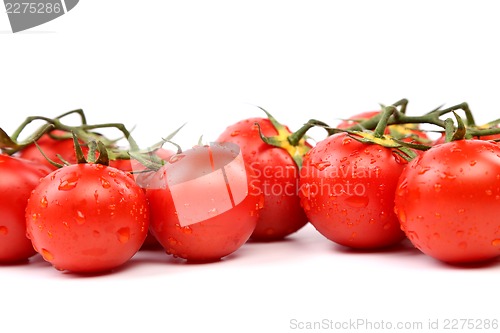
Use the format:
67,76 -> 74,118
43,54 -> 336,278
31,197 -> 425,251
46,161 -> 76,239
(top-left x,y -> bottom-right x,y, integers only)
0,110 -> 140,158
254,106 -> 312,169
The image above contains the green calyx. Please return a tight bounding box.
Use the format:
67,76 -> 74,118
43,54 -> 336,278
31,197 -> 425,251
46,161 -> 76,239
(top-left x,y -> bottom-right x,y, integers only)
254,107 -> 313,169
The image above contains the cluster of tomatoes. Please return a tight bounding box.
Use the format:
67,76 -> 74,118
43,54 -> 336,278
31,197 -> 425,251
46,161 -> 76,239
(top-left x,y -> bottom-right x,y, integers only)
0,101 -> 499,274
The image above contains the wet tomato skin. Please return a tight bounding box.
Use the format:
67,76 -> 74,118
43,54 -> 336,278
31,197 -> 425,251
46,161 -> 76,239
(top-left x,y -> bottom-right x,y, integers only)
217,118 -> 308,241
394,140 -> 500,264
299,132 -> 407,249
25,163 -> 149,273
145,144 -> 263,262
0,155 -> 51,263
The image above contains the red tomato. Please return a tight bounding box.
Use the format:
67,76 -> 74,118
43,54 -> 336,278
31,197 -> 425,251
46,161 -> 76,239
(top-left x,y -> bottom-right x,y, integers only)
338,111 -> 430,144
145,142 -> 263,261
25,163 -> 149,273
394,140 -> 500,263
0,156 -> 50,263
19,130 -> 87,170
217,118 -> 309,241
109,148 -> 175,250
299,132 -> 407,249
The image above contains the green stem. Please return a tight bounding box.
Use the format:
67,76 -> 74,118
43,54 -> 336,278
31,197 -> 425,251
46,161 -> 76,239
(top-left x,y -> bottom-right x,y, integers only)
373,105 -> 396,138
288,119 -> 331,146
80,123 -> 139,151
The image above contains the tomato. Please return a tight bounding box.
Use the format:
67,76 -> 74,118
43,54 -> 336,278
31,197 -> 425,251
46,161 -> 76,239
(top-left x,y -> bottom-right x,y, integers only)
338,111 -> 430,144
145,142 -> 263,261
299,132 -> 407,249
0,156 -> 50,263
109,148 -> 175,250
394,140 -> 500,263
19,130 -> 87,170
25,163 -> 149,273
217,118 -> 309,241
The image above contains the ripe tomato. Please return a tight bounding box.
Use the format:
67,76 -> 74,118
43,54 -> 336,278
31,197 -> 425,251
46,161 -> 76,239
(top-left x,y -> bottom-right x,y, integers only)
394,140 -> 500,263
110,148 -> 175,250
25,163 -> 149,273
0,156 -> 50,263
145,142 -> 263,261
217,118 -> 309,241
338,110 -> 430,144
19,130 -> 87,170
299,132 -> 407,249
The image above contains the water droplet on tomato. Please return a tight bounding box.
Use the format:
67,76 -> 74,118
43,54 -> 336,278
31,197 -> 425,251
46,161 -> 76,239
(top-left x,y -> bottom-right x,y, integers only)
93,230 -> 100,238
75,210 -> 86,225
47,231 -> 53,238
257,195 -> 265,209
100,177 -> 111,189
58,175 -> 79,191
0,226 -> 8,235
368,218 -> 376,224
167,237 -> 178,246
397,209 -> 407,223
457,208 -> 465,214
434,212 -> 441,219
94,190 -> 99,202
302,200 -> 311,211
41,248 -> 54,261
62,221 -> 69,229
432,232 -> 440,239
314,161 -> 331,171
40,196 -> 48,208
392,152 -> 408,165
379,211 -> 387,220
456,230 -> 464,237
434,183 -> 442,192
418,166 -> 431,175
342,137 -> 352,145
340,209 -> 348,216
470,160 -> 477,166
230,130 -> 240,137
208,208 -> 219,217
450,146 -> 462,153
491,239 -> 500,247
396,179 -> 408,197
406,230 -> 419,241
345,195 -> 369,208
458,241 -> 468,250
485,189 -> 493,196
108,171 -> 117,178
383,223 -> 391,230
109,204 -> 116,211
117,227 -> 130,244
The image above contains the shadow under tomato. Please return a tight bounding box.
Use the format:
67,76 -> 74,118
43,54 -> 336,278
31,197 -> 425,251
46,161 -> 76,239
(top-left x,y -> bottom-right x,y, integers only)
434,256 -> 500,270
331,238 -> 421,256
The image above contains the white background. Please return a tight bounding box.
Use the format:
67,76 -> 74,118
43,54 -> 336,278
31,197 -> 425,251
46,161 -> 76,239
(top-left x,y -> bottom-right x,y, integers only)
1,1 -> 500,333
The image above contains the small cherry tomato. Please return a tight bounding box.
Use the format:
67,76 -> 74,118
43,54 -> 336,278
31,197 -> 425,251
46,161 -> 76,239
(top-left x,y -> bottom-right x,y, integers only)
145,142 -> 263,261
26,163 -> 149,273
0,155 -> 50,263
395,139 -> 500,263
299,132 -> 407,249
217,117 -> 309,241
